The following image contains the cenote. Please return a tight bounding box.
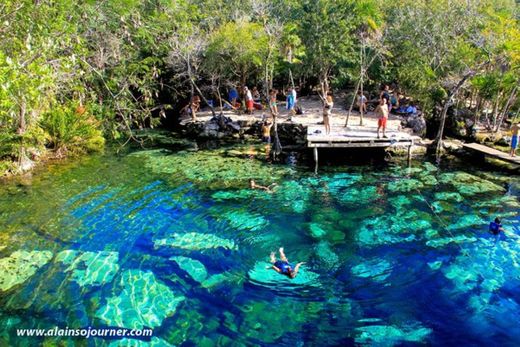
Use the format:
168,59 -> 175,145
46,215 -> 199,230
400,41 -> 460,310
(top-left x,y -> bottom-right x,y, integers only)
1,141 -> 520,346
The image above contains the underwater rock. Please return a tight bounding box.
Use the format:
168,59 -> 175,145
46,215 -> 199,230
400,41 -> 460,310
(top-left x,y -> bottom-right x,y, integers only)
419,174 -> 438,186
96,269 -> 185,330
56,250 -> 119,287
0,250 -> 53,292
315,241 -> 339,271
434,192 -> 464,202
309,223 -> 327,238
170,256 -> 208,283
154,232 -> 237,251
355,323 -> 432,346
108,337 -> 173,347
340,186 -> 379,205
426,235 -> 478,248
351,259 -> 393,282
129,149 -> 291,190
222,210 -> 268,232
388,195 -> 412,210
387,179 -> 424,193
211,189 -> 258,201
446,214 -> 485,231
275,180 -> 312,213
438,172 -> 505,196
201,273 -> 231,289
357,216 -> 416,246
248,261 -> 320,288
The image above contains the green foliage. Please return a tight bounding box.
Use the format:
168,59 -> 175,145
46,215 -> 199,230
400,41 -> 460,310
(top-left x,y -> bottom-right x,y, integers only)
0,0 -> 518,174
39,105 -> 105,155
206,21 -> 269,84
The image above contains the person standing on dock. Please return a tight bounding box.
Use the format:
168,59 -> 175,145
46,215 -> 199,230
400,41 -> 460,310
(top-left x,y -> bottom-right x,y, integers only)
323,92 -> 334,135
357,90 -> 367,114
244,86 -> 254,114
286,87 -> 296,120
269,89 -> 279,116
376,97 -> 389,139
510,123 -> 519,157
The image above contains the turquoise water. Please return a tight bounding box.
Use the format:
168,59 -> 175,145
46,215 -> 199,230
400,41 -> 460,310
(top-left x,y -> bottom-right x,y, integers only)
1,143 -> 520,346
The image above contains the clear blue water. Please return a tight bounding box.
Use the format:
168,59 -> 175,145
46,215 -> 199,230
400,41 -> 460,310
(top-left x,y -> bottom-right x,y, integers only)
1,144 -> 520,346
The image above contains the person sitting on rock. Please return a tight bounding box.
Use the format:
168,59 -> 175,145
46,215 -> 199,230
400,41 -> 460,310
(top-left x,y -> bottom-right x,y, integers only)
266,247 -> 305,279
249,179 -> 277,192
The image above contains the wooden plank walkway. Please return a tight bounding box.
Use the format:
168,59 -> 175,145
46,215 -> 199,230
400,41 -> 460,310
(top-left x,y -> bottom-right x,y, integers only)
307,126 -> 418,148
463,142 -> 520,165
306,126 -> 420,170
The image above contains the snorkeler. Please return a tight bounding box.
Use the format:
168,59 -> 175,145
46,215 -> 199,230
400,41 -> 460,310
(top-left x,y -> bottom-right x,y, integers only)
249,179 -> 278,192
266,247 -> 305,279
489,217 -> 504,236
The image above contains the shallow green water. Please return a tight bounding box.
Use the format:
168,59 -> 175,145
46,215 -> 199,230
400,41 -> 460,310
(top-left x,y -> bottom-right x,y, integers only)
1,143 -> 520,346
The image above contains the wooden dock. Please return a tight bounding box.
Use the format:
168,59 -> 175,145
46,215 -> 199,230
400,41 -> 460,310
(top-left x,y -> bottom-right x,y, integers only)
307,126 -> 419,169
463,142 -> 520,165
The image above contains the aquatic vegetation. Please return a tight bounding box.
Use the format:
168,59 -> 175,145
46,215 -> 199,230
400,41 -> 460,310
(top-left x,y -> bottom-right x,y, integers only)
170,256 -> 208,283
55,250 -> 119,287
222,210 -> 268,232
351,259 -> 393,282
439,172 -> 505,196
248,261 -> 320,287
355,323 -> 432,346
0,250 -> 53,292
387,179 -> 424,193
108,337 -> 174,347
211,189 -> 257,201
446,214 -> 485,231
96,270 -> 185,329
340,186 -> 379,205
3,143 -> 520,345
154,232 -> 237,251
434,192 -> 465,202
274,180 -> 312,213
129,149 -> 291,189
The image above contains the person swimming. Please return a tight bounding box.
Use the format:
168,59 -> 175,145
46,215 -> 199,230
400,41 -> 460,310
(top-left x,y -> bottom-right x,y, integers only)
489,217 -> 504,236
266,247 -> 305,279
249,179 -> 277,192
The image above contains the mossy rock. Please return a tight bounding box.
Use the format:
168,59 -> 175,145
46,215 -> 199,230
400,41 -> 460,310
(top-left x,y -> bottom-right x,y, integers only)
154,232 -> 237,251
387,179 -> 424,193
0,250 -> 53,292
170,256 -> 208,283
56,250 -> 119,287
355,323 -> 432,346
96,269 -> 185,330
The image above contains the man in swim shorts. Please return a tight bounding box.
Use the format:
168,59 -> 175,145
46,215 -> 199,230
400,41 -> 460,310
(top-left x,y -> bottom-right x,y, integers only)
267,247 -> 305,279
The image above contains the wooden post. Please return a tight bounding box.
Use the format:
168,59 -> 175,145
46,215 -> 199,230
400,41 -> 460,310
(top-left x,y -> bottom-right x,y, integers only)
407,144 -> 412,165
313,147 -> 318,173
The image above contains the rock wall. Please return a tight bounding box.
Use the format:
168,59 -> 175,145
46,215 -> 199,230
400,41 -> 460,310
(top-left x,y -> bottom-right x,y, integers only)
179,116 -> 307,146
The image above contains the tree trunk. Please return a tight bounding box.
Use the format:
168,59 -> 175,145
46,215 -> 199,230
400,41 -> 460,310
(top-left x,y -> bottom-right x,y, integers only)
436,71 -> 475,157
494,86 -> 517,133
359,39 -> 365,126
345,79 -> 361,127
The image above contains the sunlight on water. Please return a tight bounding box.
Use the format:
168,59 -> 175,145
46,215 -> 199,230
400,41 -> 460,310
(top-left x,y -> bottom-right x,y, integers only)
0,144 -> 519,345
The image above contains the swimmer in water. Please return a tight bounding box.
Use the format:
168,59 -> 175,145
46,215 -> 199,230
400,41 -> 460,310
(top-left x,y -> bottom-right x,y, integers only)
249,179 -> 278,192
489,217 -> 504,236
266,247 -> 305,279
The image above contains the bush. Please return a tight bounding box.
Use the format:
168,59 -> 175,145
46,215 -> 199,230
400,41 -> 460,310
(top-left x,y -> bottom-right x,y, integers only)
39,104 -> 105,155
